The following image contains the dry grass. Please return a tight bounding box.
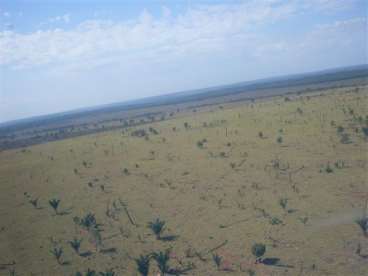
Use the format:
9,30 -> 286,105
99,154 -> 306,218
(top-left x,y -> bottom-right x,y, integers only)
0,85 -> 367,275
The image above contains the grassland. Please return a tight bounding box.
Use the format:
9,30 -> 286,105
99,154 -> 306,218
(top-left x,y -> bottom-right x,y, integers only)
0,85 -> 367,275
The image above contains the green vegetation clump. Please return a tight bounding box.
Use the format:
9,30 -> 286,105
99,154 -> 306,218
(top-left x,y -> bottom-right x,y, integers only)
131,129 -> 147,137
74,213 -> 102,233
99,269 -> 115,276
279,198 -> 288,210
252,243 -> 266,262
75,268 -> 96,276
361,127 -> 368,137
325,164 -> 334,173
270,217 -> 283,225
49,198 -> 60,215
29,198 -> 40,209
135,255 -> 150,276
153,250 -> 170,274
197,138 -> 207,149
50,246 -> 64,265
212,254 -> 222,270
356,217 -> 368,237
148,218 -> 165,239
69,238 -> 82,254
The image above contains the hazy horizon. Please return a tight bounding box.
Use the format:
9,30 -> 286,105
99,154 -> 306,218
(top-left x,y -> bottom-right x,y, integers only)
0,0 -> 367,123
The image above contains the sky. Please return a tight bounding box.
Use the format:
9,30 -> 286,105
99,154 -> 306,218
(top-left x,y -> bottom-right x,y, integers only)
0,0 -> 367,123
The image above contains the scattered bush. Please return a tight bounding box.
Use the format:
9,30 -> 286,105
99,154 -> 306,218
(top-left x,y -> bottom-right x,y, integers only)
362,127 -> 368,137
131,129 -> 147,137
325,164 -> 333,173
29,198 -> 40,209
153,250 -> 170,274
135,255 -> 150,276
279,198 -> 288,210
49,198 -> 60,215
356,217 -> 368,237
99,269 -> 115,276
270,217 -> 283,225
337,126 -> 344,133
148,218 -> 165,239
69,238 -> 82,254
212,254 -> 222,270
50,246 -> 64,265
252,243 -> 266,262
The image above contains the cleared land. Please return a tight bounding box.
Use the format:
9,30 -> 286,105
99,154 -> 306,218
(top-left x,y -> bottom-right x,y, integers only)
0,84 -> 367,275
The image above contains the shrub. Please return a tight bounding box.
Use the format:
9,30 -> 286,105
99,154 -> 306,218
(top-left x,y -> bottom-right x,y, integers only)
340,133 -> 352,144
29,198 -> 39,209
279,198 -> 288,210
197,141 -> 204,148
277,136 -> 283,143
270,217 -> 283,225
362,127 -> 368,137
153,250 -> 170,274
252,243 -> 266,262
99,269 -> 115,276
337,126 -> 344,133
148,218 -> 165,239
212,254 -> 222,270
356,217 -> 368,237
131,129 -> 147,137
69,238 -> 82,254
49,198 -> 60,214
135,255 -> 150,276
50,246 -> 63,265
80,213 -> 101,231
325,164 -> 333,173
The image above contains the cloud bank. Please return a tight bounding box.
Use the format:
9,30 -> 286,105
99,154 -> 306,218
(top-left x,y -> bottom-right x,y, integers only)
0,0 -> 366,122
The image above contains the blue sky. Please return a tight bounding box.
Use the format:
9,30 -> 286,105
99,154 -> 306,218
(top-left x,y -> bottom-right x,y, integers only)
0,0 -> 366,123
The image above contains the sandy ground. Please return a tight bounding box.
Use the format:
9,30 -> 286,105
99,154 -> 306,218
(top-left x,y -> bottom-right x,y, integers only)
0,85 -> 367,276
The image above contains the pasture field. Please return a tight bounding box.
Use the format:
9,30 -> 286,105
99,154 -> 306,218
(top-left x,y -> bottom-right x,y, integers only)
0,85 -> 367,275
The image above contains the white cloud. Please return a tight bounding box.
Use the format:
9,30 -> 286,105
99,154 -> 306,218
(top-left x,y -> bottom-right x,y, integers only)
0,0 -> 299,70
0,0 -> 364,72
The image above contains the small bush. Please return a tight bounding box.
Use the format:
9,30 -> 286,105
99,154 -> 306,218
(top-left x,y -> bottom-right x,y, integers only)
148,218 -> 165,239
325,164 -> 333,173
49,199 -> 60,214
29,198 -> 40,209
356,217 -> 368,237
212,254 -> 222,270
69,238 -> 82,254
50,246 -> 64,265
252,243 -> 266,262
362,127 -> 368,137
153,250 -> 170,274
99,269 -> 115,276
135,255 -> 150,276
279,198 -> 288,210
270,217 -> 283,225
337,126 -> 344,133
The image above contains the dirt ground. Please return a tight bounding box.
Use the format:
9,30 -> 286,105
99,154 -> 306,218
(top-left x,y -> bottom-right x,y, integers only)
0,85 -> 367,276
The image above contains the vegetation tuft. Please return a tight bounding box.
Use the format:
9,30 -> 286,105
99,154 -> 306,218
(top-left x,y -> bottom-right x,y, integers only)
148,218 -> 165,239
135,255 -> 151,276
49,198 -> 60,214
69,238 -> 82,254
252,243 -> 266,263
